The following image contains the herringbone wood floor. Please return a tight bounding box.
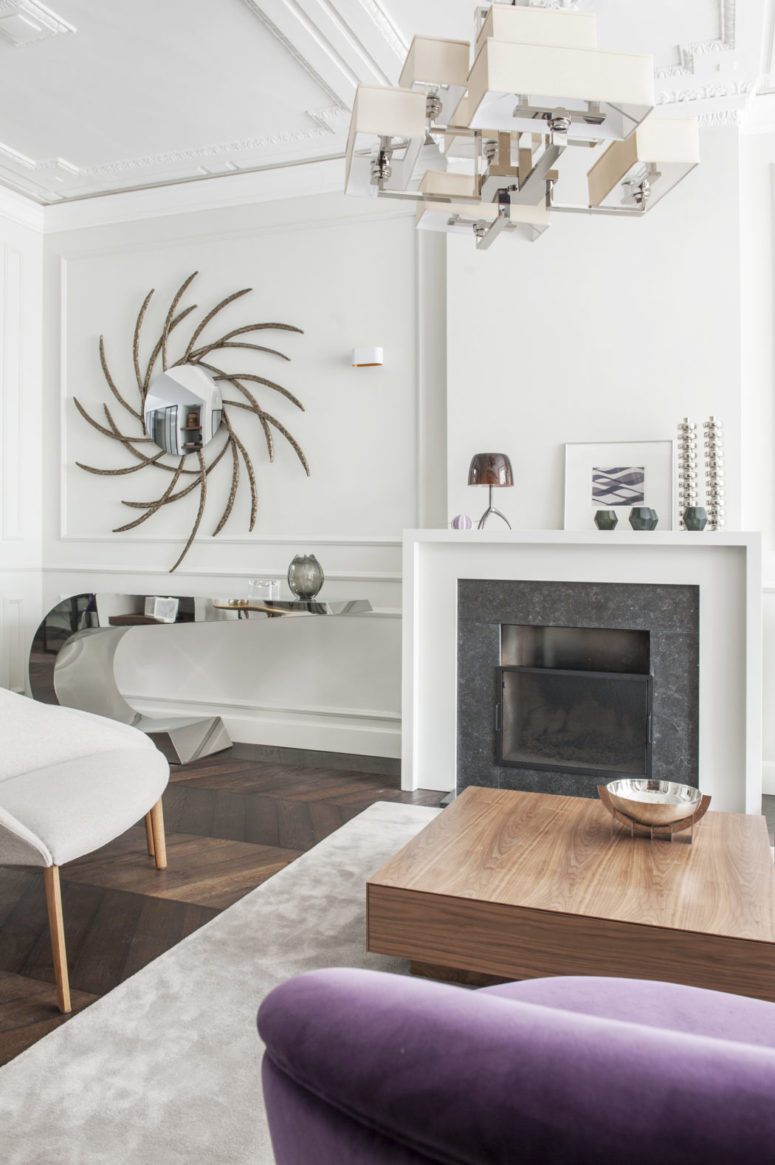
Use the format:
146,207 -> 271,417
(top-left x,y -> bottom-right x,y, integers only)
0,744 -> 443,1066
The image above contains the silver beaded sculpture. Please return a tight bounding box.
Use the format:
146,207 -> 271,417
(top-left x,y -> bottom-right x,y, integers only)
676,418 -> 699,529
702,416 -> 725,531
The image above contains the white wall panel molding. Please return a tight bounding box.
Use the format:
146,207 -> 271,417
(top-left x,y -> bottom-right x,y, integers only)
55,533 -> 402,546
415,230 -> 446,529
764,761 -> 775,795
195,704 -> 400,755
43,563 -> 401,585
0,242 -> 23,541
125,691 -> 400,725
57,253 -> 69,545
54,208 -> 417,563
0,594 -> 25,691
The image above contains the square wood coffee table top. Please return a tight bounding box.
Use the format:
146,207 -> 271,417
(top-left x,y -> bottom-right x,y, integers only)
369,786 -> 775,943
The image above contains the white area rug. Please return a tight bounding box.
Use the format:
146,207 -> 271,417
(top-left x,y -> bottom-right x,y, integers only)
0,802 -> 440,1165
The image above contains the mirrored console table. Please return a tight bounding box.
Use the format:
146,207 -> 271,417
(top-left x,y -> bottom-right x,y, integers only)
30,593 -> 373,763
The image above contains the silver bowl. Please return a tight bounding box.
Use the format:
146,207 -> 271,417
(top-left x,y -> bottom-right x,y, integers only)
603,779 -> 702,827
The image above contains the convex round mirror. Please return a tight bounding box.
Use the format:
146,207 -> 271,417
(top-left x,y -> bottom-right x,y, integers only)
144,365 -> 223,456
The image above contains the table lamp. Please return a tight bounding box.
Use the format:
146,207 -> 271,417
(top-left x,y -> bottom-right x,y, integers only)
468,452 -> 514,529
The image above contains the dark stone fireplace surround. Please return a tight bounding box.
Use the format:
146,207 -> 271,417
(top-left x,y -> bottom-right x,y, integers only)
457,579 -> 700,799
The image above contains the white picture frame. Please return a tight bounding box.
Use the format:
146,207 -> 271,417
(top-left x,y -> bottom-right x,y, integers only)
564,440 -> 674,531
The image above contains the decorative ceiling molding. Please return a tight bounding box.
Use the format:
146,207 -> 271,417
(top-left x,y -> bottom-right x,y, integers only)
700,108 -> 742,125
0,0 -> 74,47
657,79 -> 753,107
0,1 -> 770,210
355,0 -> 408,60
40,158 -> 349,232
240,0 -> 348,108
655,0 -> 736,79
240,0 -> 406,106
81,117 -> 349,179
0,111 -> 351,202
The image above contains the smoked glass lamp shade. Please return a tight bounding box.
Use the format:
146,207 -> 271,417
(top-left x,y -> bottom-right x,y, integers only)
467,453 -> 514,530
468,452 -> 514,487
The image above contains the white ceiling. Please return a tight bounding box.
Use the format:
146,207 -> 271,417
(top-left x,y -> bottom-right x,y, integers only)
1,0 -> 773,205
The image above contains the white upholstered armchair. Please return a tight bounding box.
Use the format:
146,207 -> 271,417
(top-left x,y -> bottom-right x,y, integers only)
0,688 -> 169,1012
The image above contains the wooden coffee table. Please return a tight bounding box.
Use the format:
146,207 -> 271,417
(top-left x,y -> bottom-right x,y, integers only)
367,786 -> 775,1001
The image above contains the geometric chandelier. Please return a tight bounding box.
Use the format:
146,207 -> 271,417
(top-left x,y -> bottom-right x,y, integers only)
345,3 -> 700,249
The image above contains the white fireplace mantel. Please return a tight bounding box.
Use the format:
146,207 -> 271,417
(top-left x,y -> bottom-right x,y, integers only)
401,530 -> 762,814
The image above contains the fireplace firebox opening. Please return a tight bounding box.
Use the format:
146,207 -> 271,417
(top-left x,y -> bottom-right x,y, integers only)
497,624 -> 652,780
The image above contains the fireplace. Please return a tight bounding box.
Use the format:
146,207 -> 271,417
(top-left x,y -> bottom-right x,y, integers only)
497,625 -> 652,778
458,580 -> 699,799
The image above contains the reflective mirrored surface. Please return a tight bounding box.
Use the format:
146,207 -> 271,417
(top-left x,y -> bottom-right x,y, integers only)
29,593 -> 373,706
144,364 -> 223,456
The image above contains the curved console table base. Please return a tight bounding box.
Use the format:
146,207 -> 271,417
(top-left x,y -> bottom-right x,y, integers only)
32,608 -> 231,765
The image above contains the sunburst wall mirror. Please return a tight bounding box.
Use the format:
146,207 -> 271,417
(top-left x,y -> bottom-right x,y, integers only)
74,271 -> 308,571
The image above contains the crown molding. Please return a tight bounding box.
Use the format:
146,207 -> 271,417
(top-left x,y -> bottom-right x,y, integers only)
0,184 -> 44,231
39,156 -> 349,232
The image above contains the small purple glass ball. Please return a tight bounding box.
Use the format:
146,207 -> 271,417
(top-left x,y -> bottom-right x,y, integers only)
451,514 -> 474,530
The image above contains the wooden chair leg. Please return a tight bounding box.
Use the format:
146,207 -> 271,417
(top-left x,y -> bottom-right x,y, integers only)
149,799 -> 167,870
144,811 -> 155,857
43,866 -> 71,1014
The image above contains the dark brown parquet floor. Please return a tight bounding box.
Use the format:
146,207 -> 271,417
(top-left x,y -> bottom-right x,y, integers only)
0,743 -> 444,1067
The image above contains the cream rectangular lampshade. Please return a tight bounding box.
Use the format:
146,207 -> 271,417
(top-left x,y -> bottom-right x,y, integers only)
399,36 -> 470,125
467,39 -> 654,141
415,170 -> 481,230
415,171 -> 550,240
345,85 -> 427,196
352,347 -> 384,367
475,4 -> 598,53
587,118 -> 701,209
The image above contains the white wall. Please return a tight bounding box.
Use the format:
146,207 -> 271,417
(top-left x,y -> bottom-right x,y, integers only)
4,120 -> 774,777
443,124 -> 775,795
446,127 -> 742,533
739,126 -> 775,789
0,193 -> 43,692
34,190 -> 447,756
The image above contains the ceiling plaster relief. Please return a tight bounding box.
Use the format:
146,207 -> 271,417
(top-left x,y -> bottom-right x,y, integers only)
355,0 -> 408,60
0,0 -> 73,47
0,0 -> 769,207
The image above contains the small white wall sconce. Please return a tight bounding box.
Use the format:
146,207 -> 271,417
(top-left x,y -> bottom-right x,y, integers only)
352,347 -> 384,367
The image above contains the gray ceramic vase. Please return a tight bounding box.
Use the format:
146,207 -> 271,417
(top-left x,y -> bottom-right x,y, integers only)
683,506 -> 708,531
629,507 -> 659,531
594,510 -> 619,530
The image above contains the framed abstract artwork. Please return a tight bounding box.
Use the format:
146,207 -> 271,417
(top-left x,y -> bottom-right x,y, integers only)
563,440 -> 673,531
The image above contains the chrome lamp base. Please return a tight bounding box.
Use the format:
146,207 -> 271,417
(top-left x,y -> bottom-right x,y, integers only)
477,485 -> 512,530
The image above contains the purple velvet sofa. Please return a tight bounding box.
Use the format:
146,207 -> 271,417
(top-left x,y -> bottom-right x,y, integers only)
258,967 -> 775,1164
